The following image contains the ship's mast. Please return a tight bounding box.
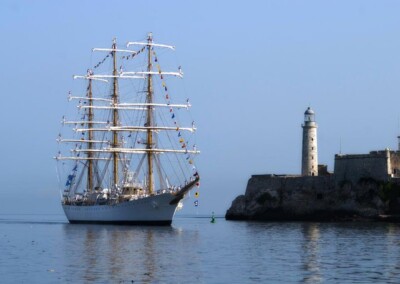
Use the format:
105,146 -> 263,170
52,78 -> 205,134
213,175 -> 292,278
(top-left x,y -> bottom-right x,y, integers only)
58,36 -> 201,195
87,75 -> 94,192
112,39 -> 119,187
146,33 -> 154,194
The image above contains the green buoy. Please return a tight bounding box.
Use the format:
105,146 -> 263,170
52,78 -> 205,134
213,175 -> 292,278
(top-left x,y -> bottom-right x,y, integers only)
210,212 -> 216,223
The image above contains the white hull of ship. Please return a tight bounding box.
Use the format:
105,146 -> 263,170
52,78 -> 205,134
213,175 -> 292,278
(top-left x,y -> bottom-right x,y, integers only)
62,193 -> 179,225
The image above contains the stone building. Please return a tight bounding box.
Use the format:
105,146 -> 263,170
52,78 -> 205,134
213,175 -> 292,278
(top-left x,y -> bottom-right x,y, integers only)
334,149 -> 400,185
226,107 -> 400,221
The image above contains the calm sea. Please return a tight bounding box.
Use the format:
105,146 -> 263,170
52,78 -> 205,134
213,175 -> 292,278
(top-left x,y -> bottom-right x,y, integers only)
1,214 -> 400,283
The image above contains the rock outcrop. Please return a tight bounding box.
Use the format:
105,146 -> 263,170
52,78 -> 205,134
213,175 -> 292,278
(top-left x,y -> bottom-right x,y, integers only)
225,174 -> 400,221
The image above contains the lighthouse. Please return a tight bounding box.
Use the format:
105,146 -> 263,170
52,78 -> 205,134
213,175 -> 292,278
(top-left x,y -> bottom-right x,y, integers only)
302,107 -> 318,176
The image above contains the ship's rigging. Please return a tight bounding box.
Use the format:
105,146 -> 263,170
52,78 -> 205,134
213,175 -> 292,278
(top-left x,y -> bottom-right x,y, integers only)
56,34 -> 200,206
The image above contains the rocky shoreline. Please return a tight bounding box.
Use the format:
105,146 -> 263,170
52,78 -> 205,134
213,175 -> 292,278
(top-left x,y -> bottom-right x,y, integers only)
225,174 -> 400,222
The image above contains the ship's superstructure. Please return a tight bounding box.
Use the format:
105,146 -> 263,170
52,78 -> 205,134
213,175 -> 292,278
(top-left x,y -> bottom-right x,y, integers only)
55,34 -> 200,224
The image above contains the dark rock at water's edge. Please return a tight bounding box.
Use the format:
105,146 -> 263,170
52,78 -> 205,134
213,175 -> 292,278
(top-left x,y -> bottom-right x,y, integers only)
225,174 -> 400,222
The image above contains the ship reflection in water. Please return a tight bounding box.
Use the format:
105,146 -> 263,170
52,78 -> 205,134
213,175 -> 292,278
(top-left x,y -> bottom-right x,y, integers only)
62,223 -> 201,283
2,216 -> 400,283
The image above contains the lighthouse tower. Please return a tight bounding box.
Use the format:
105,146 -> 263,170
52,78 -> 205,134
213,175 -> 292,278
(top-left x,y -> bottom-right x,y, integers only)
302,107 -> 318,176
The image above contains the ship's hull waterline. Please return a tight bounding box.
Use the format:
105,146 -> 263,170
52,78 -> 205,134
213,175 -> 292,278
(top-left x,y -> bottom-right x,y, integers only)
62,193 -> 179,225
58,36 -> 200,225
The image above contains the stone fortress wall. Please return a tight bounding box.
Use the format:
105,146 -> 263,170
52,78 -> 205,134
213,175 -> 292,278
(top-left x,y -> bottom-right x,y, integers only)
226,154 -> 400,220
225,107 -> 400,220
244,149 -> 400,199
334,150 -> 400,185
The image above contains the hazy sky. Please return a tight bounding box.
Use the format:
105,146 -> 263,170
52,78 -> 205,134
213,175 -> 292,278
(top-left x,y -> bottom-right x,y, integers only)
1,1 -> 400,216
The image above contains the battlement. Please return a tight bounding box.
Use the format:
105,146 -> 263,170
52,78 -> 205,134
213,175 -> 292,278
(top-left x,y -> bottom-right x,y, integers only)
334,149 -> 400,184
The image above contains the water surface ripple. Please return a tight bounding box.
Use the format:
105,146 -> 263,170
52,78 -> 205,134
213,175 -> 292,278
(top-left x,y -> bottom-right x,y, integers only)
1,215 -> 399,283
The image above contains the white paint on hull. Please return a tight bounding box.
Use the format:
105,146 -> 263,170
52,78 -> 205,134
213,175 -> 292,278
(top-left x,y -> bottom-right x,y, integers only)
62,193 -> 178,223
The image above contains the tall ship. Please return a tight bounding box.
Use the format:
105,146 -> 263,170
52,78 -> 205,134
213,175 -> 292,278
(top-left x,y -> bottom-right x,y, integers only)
55,33 -> 200,225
